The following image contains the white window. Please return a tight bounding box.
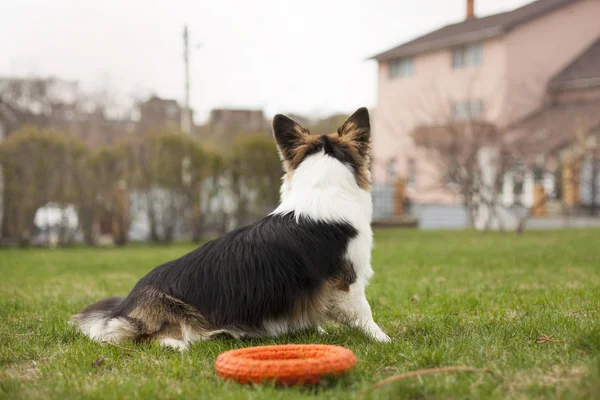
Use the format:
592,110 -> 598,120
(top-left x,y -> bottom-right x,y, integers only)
452,43 -> 482,69
389,57 -> 415,79
451,99 -> 483,121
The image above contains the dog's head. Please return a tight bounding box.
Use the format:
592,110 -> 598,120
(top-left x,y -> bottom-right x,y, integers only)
272,107 -> 371,194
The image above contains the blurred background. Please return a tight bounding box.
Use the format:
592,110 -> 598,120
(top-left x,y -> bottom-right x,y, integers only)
0,0 -> 599,247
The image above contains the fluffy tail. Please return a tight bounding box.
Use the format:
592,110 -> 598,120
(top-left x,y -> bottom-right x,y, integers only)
70,297 -> 139,343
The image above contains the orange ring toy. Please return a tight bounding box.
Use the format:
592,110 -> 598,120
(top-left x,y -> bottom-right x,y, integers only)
215,344 -> 357,385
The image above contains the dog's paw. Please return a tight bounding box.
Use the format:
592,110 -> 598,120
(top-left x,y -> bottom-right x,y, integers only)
371,330 -> 391,343
376,333 -> 392,343
316,326 -> 328,335
159,338 -> 189,351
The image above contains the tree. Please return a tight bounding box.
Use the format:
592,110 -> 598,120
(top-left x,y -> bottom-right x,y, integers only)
129,131 -> 213,244
0,126 -> 79,245
228,135 -> 282,228
374,71 -> 552,231
71,142 -> 132,246
412,121 -> 504,229
0,76 -> 134,244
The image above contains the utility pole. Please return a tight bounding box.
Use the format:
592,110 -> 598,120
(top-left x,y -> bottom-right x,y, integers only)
181,25 -> 192,188
182,25 -> 192,134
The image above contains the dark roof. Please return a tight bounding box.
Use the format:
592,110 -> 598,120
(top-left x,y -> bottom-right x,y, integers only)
508,100 -> 600,161
371,0 -> 579,61
143,96 -> 179,106
549,37 -> 600,90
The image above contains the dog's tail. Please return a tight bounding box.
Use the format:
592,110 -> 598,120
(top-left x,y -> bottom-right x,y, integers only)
70,297 -> 139,343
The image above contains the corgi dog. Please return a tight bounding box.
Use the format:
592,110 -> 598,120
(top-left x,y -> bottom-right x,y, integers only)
71,107 -> 390,350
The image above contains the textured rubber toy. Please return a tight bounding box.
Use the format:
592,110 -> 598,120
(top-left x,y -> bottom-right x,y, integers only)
215,344 -> 357,385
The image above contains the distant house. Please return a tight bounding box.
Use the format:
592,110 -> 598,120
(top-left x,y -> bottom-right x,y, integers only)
137,96 -> 187,134
208,109 -> 267,133
370,0 -> 600,210
503,37 -> 600,212
0,77 -> 136,146
196,109 -> 270,147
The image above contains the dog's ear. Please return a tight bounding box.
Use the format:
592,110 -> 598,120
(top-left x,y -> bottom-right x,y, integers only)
337,107 -> 370,144
272,114 -> 309,164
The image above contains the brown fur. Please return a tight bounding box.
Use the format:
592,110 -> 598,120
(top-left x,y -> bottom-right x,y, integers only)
129,271 -> 360,341
125,287 -> 214,342
122,281 -> 351,342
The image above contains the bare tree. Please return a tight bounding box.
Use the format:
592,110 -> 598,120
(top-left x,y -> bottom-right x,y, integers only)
0,126 -> 81,246
129,130 -> 214,243
373,69 -> 559,232
228,135 -> 282,228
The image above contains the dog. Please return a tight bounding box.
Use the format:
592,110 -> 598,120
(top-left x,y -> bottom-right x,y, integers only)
71,107 -> 391,350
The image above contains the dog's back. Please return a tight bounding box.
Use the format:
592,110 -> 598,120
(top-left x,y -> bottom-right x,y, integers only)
71,212 -> 358,349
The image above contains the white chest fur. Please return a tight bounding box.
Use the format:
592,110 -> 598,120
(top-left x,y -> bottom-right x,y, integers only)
273,151 -> 374,285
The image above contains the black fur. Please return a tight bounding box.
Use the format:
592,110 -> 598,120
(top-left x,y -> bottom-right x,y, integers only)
111,212 -> 358,332
78,296 -> 124,315
319,135 -> 355,166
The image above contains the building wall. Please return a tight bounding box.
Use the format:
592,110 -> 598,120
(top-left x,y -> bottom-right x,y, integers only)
208,109 -> 268,136
138,98 -> 182,134
373,0 -> 600,204
373,36 -> 507,203
503,0 -> 600,123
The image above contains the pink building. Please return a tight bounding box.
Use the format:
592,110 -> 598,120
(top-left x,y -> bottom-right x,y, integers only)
371,0 -> 600,205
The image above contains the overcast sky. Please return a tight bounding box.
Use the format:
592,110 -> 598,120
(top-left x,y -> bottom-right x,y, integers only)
1,0 -> 531,122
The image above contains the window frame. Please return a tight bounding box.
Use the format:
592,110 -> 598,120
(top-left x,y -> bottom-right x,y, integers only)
451,42 -> 482,69
389,57 -> 415,79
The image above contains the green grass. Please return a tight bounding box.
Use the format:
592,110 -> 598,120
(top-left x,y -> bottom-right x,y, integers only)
1,229 -> 599,400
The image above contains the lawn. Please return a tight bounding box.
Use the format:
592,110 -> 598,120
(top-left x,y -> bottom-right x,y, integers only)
1,229 -> 599,400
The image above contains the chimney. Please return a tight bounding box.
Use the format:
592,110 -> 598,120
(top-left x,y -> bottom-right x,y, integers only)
466,0 -> 475,19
